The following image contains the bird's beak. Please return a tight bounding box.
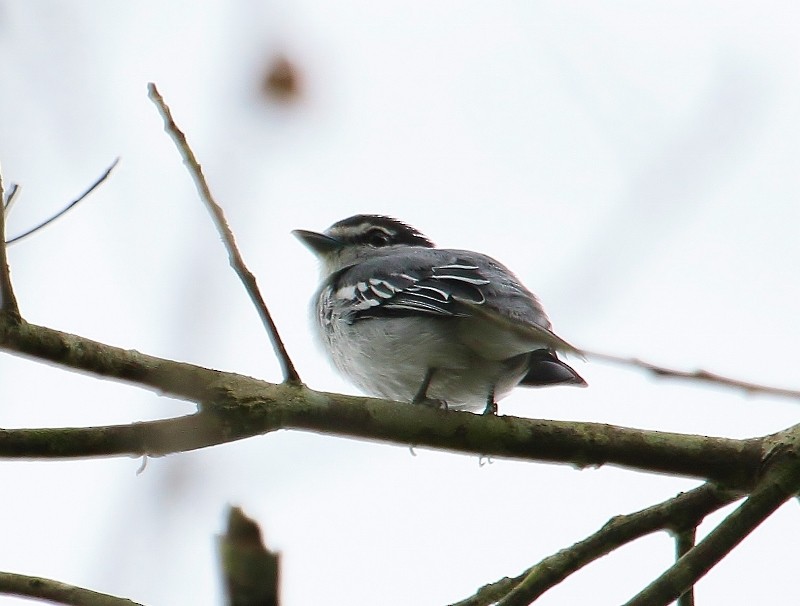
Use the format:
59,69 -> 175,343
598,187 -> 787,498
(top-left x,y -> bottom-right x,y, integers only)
292,229 -> 345,255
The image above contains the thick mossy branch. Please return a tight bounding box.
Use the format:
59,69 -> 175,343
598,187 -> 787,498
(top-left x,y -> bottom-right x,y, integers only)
0,318 -> 770,489
0,319 -> 225,402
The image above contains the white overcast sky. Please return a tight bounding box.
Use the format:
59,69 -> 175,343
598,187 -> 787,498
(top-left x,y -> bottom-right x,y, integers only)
1,2 -> 800,605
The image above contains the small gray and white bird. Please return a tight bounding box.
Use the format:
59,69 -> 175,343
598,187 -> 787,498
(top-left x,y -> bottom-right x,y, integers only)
294,215 -> 586,414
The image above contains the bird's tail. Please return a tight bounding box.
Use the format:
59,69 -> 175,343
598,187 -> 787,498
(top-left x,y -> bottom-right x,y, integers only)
519,349 -> 587,387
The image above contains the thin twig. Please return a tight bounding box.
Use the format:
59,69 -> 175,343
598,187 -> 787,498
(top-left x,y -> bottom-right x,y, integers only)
585,349 -> 800,400
146,82 -> 300,384
5,159 -> 119,245
464,484 -> 739,606
0,571 -> 144,606
624,438 -> 800,606
0,167 -> 20,317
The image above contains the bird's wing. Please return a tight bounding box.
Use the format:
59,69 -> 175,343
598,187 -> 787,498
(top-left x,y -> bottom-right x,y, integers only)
331,249 -> 582,357
456,299 -> 583,357
332,259 -> 488,320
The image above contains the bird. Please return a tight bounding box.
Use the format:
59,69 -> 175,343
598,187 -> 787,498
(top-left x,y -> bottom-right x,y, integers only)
293,215 -> 586,414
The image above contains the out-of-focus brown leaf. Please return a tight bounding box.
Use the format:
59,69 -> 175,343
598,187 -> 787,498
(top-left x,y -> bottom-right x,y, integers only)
262,55 -> 302,103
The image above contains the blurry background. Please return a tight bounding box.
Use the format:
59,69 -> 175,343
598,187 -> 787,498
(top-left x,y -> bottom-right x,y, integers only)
1,2 -> 799,604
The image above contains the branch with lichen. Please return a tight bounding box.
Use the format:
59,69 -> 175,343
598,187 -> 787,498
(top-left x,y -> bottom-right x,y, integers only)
0,315 -> 770,490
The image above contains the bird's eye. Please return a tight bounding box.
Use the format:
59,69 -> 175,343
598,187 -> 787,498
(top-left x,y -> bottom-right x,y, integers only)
365,229 -> 391,247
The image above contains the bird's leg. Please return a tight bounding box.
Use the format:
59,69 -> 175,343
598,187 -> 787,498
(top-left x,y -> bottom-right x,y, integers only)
412,368 -> 447,410
482,386 -> 498,416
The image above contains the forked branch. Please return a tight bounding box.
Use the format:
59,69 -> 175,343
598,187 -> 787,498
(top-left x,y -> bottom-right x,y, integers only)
624,434 -> 800,605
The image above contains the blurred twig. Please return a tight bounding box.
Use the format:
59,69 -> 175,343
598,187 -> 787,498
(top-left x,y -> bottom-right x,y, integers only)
147,82 -> 300,384
585,350 -> 800,400
220,506 -> 280,606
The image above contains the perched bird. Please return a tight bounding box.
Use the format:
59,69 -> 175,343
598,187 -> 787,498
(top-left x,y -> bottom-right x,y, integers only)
294,215 -> 586,414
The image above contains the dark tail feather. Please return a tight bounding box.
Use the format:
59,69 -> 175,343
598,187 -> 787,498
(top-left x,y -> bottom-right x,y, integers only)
519,349 -> 587,387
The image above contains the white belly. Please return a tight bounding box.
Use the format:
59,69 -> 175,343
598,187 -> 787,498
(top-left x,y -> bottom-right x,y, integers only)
317,315 -> 528,411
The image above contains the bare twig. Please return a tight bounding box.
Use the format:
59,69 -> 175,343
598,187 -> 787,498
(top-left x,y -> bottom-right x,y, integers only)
0,167 -> 20,317
585,350 -> 800,400
463,484 -> 739,606
0,571 -> 144,606
674,527 -> 696,606
146,82 -> 300,384
624,437 -> 800,606
5,159 -> 119,245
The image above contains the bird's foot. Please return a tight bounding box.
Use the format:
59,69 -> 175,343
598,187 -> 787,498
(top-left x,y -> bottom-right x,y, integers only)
412,368 -> 447,409
413,397 -> 448,411
482,401 -> 498,416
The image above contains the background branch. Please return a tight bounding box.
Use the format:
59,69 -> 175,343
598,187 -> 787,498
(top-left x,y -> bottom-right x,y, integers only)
147,82 -> 300,384
219,506 -> 280,606
0,571 -> 144,606
674,527 -> 696,606
453,483 -> 739,606
624,435 -> 800,606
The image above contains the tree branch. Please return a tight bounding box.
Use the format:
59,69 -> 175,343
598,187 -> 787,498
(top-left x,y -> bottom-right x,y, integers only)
452,483 -> 739,606
624,432 -> 800,605
0,319 -> 771,490
146,82 -> 300,384
0,571 -> 144,606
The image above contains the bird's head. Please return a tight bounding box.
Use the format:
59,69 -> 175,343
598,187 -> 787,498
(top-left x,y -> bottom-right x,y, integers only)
293,214 -> 434,274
